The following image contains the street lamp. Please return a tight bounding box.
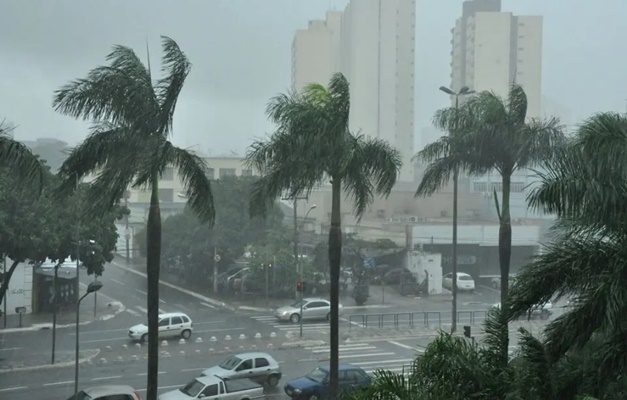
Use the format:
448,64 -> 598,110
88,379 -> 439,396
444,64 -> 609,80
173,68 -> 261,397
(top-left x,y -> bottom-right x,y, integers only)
299,204 -> 317,338
439,85 -> 475,334
74,280 -> 103,398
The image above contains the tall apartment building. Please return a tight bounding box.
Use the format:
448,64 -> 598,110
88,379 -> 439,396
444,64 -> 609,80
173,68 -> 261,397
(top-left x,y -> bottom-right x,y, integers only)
291,0 -> 416,182
452,0 -> 548,220
451,0 -> 542,118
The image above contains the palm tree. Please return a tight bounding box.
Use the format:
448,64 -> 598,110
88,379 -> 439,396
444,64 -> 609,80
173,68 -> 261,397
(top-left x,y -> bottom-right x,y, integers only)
508,112 -> 627,396
461,84 -> 563,307
0,121 -> 45,188
53,37 -> 214,400
246,72 -> 401,399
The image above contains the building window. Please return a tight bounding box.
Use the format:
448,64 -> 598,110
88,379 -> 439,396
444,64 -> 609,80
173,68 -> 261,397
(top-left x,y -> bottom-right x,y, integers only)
241,169 -> 253,177
473,182 -> 487,192
219,168 -> 236,179
158,188 -> 174,202
206,168 -> 215,180
511,182 -> 526,193
161,167 -> 174,181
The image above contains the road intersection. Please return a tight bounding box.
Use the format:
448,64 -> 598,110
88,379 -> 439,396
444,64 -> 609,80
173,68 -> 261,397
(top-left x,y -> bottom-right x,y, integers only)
0,260 -> 533,399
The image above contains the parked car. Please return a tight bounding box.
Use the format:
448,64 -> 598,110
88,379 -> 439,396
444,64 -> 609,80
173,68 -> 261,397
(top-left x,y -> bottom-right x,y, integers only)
275,298 -> 343,323
201,352 -> 282,387
128,312 -> 193,342
158,375 -> 264,400
442,272 -> 476,291
284,364 -> 371,400
492,301 -> 553,319
490,274 -> 517,289
67,385 -> 142,400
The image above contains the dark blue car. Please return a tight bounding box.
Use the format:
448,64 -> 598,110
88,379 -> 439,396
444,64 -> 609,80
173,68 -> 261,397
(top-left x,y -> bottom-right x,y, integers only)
284,364 -> 371,399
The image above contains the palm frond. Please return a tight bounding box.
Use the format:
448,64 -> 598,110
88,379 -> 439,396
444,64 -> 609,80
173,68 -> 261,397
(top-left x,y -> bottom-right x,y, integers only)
414,154 -> 457,197
52,44 -> 157,131
506,83 -> 528,126
155,36 -> 192,136
481,305 -> 509,368
576,112 -> 627,166
514,327 -> 556,397
0,124 -> 45,191
165,144 -> 214,225
513,115 -> 566,170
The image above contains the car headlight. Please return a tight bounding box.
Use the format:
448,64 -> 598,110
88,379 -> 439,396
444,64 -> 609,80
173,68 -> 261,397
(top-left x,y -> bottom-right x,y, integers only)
293,389 -> 302,394
282,311 -> 289,316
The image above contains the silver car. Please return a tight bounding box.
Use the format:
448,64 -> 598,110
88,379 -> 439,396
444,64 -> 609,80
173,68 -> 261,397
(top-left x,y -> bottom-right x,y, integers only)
201,352 -> 282,387
275,298 -> 343,323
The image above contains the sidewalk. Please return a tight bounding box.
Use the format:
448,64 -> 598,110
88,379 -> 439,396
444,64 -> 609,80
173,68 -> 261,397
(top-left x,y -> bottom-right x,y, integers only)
1,291 -> 124,333
0,349 -> 100,373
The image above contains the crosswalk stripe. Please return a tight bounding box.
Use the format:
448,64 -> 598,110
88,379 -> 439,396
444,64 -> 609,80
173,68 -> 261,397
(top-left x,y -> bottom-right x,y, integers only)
306,343 -> 371,350
126,309 -> 141,316
251,316 -> 275,321
136,306 -> 148,313
271,324 -> 328,329
339,352 -> 396,359
350,359 -> 414,366
311,346 -> 376,354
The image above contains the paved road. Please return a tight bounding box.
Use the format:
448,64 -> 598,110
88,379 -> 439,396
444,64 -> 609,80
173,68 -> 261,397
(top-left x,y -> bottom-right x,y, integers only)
2,337 -> 422,400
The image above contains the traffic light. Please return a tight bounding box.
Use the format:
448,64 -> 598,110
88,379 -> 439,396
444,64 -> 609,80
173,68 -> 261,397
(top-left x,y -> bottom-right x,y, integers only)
463,325 -> 471,338
301,281 -> 307,293
296,282 -> 303,292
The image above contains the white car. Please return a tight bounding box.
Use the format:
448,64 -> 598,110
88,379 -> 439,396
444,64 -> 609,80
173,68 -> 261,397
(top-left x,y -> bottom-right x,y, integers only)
492,301 -> 553,320
128,312 -> 193,342
442,272 -> 476,291
67,385 -> 142,400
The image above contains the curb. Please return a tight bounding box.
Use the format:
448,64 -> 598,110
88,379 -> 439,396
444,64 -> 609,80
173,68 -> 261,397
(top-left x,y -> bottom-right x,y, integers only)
280,340 -> 326,349
0,349 -> 101,374
112,262 -> 236,312
0,301 -> 126,334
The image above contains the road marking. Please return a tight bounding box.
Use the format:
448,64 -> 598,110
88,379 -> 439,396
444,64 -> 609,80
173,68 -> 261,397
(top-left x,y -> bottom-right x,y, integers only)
182,368 -> 206,372
312,346 -> 376,353
195,327 -> 245,334
111,278 -> 125,286
82,337 -> 131,344
159,298 -> 166,304
388,340 -> 416,350
0,387 -> 27,392
306,343 -> 370,350
352,359 -> 413,366
201,302 -> 216,309
127,308 -> 141,316
138,371 -> 167,376
338,352 -> 396,359
480,284 -> 501,294
136,289 -> 148,295
91,375 -> 122,381
0,347 -> 22,351
137,306 -> 148,313
44,380 -> 74,386
136,384 -> 181,392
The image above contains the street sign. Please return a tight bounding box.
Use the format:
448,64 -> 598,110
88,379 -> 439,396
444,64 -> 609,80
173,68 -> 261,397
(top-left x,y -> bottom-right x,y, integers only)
363,257 -> 375,267
125,228 -> 132,236
214,254 -> 221,262
275,263 -> 283,270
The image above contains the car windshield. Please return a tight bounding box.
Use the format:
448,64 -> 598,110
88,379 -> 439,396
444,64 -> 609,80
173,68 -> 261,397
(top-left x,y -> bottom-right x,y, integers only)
459,275 -> 473,281
290,300 -> 305,308
306,367 -> 329,383
219,355 -> 243,370
179,379 -> 204,397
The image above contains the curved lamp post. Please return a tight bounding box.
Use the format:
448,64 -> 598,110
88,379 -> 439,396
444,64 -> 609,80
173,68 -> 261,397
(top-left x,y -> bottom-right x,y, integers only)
299,204 -> 317,338
439,85 -> 475,333
74,280 -> 103,398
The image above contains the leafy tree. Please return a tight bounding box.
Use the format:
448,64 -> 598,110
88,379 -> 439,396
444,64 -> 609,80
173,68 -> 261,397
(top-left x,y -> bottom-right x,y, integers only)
246,73 -> 401,398
134,176 -> 283,286
52,37 -> 214,400
509,112 -> 627,396
0,121 -> 46,189
0,165 -> 123,306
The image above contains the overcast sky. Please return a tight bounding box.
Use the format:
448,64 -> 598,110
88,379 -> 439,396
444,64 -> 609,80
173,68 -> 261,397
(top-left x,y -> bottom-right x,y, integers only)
1,0 -> 625,156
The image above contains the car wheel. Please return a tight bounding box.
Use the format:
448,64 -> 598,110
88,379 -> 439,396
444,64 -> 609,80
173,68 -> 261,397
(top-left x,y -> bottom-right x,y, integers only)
290,313 -> 301,323
141,334 -> 148,343
266,374 -> 280,387
181,329 -> 192,339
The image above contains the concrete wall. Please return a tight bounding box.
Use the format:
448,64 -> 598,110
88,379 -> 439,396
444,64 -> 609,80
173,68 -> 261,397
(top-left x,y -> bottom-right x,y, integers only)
3,259 -> 33,316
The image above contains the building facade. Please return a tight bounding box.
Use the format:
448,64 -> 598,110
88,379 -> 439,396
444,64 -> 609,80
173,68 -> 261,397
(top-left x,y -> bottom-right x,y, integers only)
291,0 -> 416,182
451,0 -> 542,118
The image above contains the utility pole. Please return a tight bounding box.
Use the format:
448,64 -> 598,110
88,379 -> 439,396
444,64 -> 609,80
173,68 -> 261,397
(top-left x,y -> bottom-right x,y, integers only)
282,194 -> 308,299
213,246 -> 220,294
439,86 -> 475,333
124,195 -> 130,263
51,262 -> 60,364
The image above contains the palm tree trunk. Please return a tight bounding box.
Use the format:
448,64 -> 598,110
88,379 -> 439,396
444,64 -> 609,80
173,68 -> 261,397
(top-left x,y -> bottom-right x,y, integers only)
328,178 -> 342,400
498,173 -> 512,362
146,178 -> 162,400
0,260 -> 20,307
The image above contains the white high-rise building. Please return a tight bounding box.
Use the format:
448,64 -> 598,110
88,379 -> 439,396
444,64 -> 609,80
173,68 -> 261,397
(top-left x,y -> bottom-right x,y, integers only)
451,0 -> 542,118
291,0 -> 416,182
